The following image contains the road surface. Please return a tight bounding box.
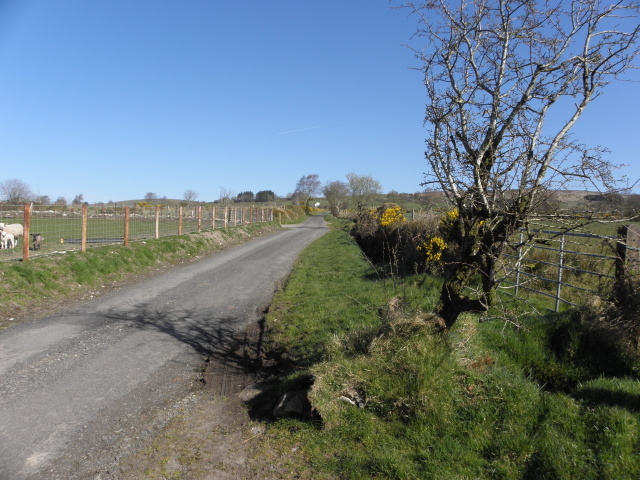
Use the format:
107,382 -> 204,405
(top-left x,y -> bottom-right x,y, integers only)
0,216 -> 328,479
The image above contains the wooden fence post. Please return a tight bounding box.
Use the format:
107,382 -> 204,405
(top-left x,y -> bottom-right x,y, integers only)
23,203 -> 31,261
155,206 -> 160,239
212,206 -> 216,230
614,224 -> 640,304
178,206 -> 183,235
124,206 -> 130,247
197,206 -> 202,233
624,224 -> 640,265
224,207 -> 228,228
82,203 -> 88,252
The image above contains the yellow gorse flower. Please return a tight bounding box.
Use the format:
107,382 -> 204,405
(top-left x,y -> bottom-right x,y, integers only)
380,205 -> 406,227
418,236 -> 448,262
439,207 -> 459,225
438,207 -> 459,233
445,208 -> 459,221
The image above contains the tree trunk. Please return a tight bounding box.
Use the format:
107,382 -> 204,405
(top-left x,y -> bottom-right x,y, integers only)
435,281 -> 465,329
435,262 -> 492,330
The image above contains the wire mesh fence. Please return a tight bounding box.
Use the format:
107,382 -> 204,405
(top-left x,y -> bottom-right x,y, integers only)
0,204 -> 275,262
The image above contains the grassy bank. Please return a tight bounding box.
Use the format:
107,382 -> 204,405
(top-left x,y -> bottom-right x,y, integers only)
261,217 -> 640,480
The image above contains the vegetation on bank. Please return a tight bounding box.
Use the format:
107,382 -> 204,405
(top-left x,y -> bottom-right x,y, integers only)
261,216 -> 640,480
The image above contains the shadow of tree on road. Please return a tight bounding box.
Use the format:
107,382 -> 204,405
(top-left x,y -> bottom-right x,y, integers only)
103,304 -> 268,395
103,303 -> 310,421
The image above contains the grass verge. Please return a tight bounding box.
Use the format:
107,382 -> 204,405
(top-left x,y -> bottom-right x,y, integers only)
260,217 -> 640,480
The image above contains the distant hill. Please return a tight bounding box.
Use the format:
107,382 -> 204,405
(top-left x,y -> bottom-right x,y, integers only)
90,190 -> 633,210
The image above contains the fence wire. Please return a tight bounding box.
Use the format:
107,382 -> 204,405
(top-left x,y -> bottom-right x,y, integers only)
0,204 -> 275,261
500,229 -> 621,311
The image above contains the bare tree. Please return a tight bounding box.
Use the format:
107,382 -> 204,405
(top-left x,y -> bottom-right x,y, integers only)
323,181 -> 350,216
346,172 -> 382,211
144,192 -> 158,201
72,194 -> 85,205
294,174 -> 322,211
0,178 -> 33,204
218,187 -> 235,206
400,0 -> 640,328
183,189 -> 199,205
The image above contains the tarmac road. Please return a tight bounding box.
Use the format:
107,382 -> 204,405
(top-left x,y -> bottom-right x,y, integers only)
0,216 -> 328,479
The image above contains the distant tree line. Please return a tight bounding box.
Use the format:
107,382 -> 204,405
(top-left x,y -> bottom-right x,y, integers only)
216,189 -> 277,204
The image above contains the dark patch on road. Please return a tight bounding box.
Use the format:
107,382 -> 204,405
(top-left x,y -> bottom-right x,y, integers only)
203,319 -> 264,396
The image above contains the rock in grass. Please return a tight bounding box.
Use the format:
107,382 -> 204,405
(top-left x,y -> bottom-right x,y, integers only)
273,390 -> 312,419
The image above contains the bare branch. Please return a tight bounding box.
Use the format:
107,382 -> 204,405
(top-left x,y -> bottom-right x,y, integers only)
400,0 -> 640,327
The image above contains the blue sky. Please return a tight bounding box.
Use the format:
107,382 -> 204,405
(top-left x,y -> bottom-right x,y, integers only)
0,1 -> 638,204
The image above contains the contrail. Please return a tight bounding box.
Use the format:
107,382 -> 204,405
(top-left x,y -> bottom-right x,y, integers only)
277,122 -> 340,135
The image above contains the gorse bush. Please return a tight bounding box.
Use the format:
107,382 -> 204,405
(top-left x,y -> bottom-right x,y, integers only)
379,205 -> 406,227
418,235 -> 447,262
351,204 -> 440,276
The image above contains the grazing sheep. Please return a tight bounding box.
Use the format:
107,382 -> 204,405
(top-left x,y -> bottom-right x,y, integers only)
1,231 -> 15,249
0,223 -> 24,241
32,233 -> 42,250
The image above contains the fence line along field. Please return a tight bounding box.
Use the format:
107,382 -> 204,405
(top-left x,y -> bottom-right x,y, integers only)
0,204 -> 276,262
484,216 -> 640,312
500,229 -> 619,312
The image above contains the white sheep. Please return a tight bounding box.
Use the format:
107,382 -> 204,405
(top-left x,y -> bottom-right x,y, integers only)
0,223 -> 24,242
1,231 -> 16,249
